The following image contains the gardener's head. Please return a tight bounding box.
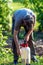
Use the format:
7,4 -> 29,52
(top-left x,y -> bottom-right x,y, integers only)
23,14 -> 36,31
24,15 -> 35,25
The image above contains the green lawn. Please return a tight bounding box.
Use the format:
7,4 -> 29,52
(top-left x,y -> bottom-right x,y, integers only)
0,48 -> 43,65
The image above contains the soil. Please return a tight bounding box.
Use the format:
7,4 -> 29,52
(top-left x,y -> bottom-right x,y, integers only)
6,32 -> 43,56
35,39 -> 43,56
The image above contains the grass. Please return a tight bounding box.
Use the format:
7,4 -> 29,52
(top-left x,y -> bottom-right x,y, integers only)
0,48 -> 43,65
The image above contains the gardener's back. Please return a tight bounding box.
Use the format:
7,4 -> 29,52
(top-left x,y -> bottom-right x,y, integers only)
12,8 -> 35,32
13,8 -> 35,22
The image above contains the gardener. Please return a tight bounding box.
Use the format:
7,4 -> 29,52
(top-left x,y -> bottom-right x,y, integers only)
12,8 -> 38,64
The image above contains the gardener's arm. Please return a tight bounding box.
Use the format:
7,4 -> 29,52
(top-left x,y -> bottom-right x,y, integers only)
13,30 -> 20,55
24,15 -> 36,42
24,24 -> 34,42
13,19 -> 21,55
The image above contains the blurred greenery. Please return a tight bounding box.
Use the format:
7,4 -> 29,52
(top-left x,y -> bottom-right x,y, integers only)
0,49 -> 43,65
0,0 -> 43,65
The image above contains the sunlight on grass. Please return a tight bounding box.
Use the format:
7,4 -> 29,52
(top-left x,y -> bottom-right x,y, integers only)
8,2 -> 25,11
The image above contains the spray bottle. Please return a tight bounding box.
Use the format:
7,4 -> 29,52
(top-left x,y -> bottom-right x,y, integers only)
20,40 -> 31,65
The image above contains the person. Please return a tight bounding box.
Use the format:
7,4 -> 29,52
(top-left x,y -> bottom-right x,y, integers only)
12,8 -> 38,65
